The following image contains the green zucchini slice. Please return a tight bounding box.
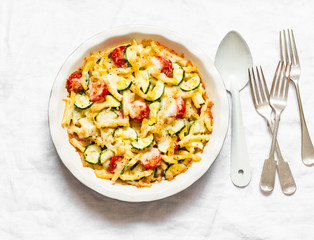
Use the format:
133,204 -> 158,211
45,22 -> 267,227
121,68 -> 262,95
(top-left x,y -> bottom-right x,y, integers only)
116,76 -> 132,91
74,94 -> 93,110
131,134 -> 154,150
147,101 -> 161,126
95,109 -> 119,123
189,119 -> 204,135
192,92 -> 205,107
123,44 -> 133,67
157,135 -> 172,154
172,63 -> 185,86
113,127 -> 138,141
164,163 -> 187,180
146,168 -> 157,182
180,74 -> 201,92
100,149 -> 114,164
83,144 -> 101,164
138,70 -> 151,94
168,119 -> 186,135
146,81 -> 165,102
105,95 -> 121,108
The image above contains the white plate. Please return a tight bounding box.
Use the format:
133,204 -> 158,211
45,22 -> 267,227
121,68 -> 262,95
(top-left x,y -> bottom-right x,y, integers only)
48,25 -> 229,202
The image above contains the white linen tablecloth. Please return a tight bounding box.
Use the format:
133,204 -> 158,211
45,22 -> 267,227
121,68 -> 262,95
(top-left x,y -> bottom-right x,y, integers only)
1,0 -> 314,239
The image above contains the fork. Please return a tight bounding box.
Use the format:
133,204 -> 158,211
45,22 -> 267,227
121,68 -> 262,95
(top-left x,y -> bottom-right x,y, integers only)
257,61 -> 291,192
249,66 -> 296,195
280,29 -> 314,166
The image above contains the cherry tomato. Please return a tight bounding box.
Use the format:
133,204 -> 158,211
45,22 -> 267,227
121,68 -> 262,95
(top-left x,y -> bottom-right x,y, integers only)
129,100 -> 150,122
154,56 -> 173,77
174,97 -> 186,118
66,71 -> 83,93
89,81 -> 108,102
140,148 -> 162,169
109,156 -> 122,173
112,46 -> 127,68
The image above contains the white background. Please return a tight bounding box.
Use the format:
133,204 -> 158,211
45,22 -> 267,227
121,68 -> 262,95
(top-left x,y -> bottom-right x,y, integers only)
1,0 -> 314,239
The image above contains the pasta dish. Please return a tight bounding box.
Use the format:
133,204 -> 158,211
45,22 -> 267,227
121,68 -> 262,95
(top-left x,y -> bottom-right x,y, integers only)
61,39 -> 213,187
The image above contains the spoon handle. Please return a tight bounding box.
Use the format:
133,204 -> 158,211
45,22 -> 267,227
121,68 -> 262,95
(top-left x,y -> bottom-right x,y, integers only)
230,87 -> 251,187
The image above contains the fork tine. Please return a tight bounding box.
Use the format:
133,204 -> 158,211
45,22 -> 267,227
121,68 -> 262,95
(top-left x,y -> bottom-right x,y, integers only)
252,67 -> 262,105
284,63 -> 291,100
279,63 -> 288,97
270,61 -> 282,97
260,66 -> 270,99
248,69 -> 257,107
283,30 -> 290,64
287,29 -> 295,65
256,66 -> 267,103
290,29 -> 300,65
280,32 -> 284,62
249,68 -> 260,106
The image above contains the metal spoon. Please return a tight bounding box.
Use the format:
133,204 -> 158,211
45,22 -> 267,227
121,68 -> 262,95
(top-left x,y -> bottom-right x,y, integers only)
215,31 -> 253,187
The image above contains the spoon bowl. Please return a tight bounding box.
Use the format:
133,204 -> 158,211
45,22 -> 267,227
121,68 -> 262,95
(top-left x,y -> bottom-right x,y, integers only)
215,31 -> 253,91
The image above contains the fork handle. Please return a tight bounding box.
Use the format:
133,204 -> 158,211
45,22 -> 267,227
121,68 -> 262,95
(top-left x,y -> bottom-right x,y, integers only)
267,120 -> 296,195
293,81 -> 314,166
230,88 -> 251,187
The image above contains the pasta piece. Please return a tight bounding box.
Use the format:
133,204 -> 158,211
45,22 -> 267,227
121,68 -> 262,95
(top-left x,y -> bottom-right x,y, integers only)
61,92 -> 76,127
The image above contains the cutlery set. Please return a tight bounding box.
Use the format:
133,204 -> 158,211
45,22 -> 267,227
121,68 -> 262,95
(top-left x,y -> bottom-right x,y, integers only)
216,29 -> 314,195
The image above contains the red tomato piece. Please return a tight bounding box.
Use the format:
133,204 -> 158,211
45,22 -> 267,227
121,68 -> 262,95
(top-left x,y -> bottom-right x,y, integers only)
129,100 -> 150,122
140,148 -> 162,169
174,97 -> 186,118
109,156 -> 122,173
112,46 -> 127,68
89,81 -> 108,102
66,71 -> 83,93
154,56 -> 173,77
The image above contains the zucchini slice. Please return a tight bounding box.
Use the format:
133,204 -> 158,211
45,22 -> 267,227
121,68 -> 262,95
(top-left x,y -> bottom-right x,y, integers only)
100,149 -> 114,164
147,101 -> 161,126
123,44 -> 133,67
113,127 -> 138,141
131,134 -> 154,150
189,119 -> 205,135
172,63 -> 185,86
138,70 -> 151,94
168,119 -> 186,135
146,81 -> 165,102
164,163 -> 187,180
105,95 -> 121,108
157,135 -> 172,154
74,94 -> 93,110
180,74 -> 201,92
146,168 -> 157,182
83,144 -> 101,164
192,92 -> 205,108
120,163 -> 129,175
116,76 -> 132,91
95,109 -> 119,123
